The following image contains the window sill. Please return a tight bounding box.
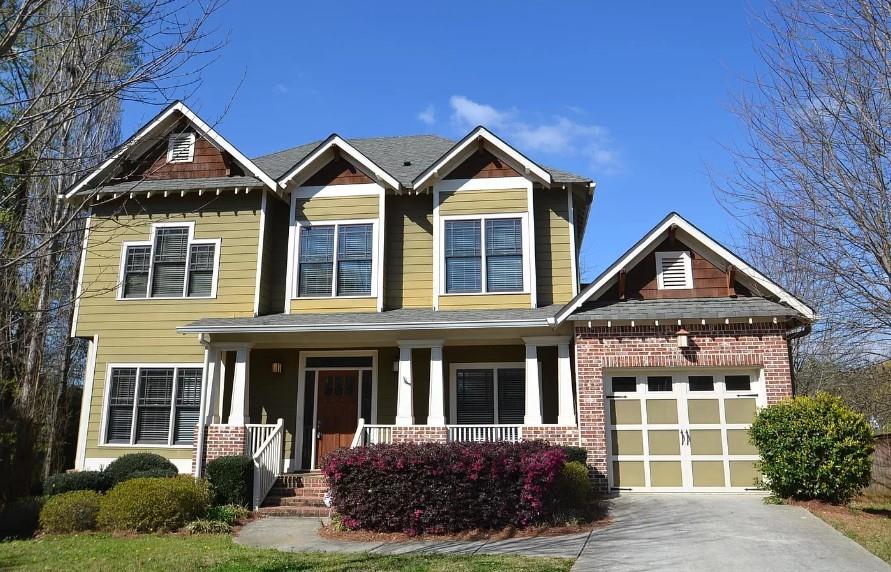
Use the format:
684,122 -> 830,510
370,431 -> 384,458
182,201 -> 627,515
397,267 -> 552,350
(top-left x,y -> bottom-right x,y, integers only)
439,291 -> 529,297
99,443 -> 193,449
115,295 -> 218,301
291,295 -> 376,300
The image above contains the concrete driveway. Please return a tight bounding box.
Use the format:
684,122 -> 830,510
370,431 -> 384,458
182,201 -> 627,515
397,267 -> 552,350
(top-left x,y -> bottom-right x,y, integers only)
575,494 -> 889,571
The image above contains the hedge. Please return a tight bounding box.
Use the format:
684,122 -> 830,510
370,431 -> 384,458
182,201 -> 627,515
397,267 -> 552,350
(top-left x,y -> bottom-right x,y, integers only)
205,455 -> 253,507
103,453 -> 178,484
39,491 -> 102,533
43,471 -> 112,496
322,441 -> 566,534
750,392 -> 874,503
97,476 -> 211,532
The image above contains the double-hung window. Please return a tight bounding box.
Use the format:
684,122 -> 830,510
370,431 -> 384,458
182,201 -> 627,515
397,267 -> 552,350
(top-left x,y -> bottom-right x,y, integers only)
444,216 -> 524,294
120,224 -> 219,299
454,365 -> 525,424
297,222 -> 374,297
104,365 -> 203,446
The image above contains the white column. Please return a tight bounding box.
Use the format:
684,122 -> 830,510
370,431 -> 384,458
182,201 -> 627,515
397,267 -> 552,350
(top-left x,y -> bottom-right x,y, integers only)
557,342 -> 576,426
205,348 -> 222,424
427,345 -> 445,425
395,346 -> 414,425
228,347 -> 251,425
524,343 -> 543,425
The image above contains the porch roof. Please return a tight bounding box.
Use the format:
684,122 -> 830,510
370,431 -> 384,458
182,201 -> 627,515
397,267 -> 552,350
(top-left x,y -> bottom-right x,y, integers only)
178,305 -> 563,334
570,296 -> 803,322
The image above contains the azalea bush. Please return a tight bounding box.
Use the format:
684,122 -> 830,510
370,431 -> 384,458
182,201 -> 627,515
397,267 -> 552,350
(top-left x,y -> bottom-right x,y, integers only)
322,441 -> 566,534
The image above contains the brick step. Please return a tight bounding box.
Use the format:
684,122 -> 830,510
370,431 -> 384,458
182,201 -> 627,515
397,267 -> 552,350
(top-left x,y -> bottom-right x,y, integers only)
269,486 -> 326,497
275,473 -> 326,489
261,496 -> 327,508
256,505 -> 330,517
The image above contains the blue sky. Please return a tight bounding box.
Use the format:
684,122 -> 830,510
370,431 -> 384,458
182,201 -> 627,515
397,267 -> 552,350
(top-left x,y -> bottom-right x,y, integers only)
124,1 -> 769,282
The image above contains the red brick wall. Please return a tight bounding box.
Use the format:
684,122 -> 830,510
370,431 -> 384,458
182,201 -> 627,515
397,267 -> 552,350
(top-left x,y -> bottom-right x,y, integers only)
192,424 -> 246,475
391,426 -> 449,443
521,426 -> 580,446
574,322 -> 793,492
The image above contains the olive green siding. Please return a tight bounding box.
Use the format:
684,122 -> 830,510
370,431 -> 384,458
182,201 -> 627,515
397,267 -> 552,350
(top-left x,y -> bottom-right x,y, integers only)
257,193 -> 289,315
438,293 -> 531,309
384,195 -> 433,309
78,194 -> 263,462
437,189 -> 527,215
534,189 -> 574,306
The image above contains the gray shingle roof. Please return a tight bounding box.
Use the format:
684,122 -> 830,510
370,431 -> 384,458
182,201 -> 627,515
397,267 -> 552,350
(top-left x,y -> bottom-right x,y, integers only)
92,176 -> 264,195
178,305 -> 563,333
570,297 -> 803,321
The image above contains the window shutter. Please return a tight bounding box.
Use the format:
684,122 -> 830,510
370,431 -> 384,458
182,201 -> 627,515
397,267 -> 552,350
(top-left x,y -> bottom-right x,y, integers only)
123,245 -> 151,298
173,368 -> 202,445
485,218 -> 523,292
336,224 -> 373,296
657,251 -> 692,289
496,368 -> 525,424
106,368 -> 136,443
456,369 -> 494,424
444,220 -> 482,293
167,133 -> 194,163
135,368 -> 173,444
151,227 -> 188,297
187,243 -> 215,297
298,226 -> 334,296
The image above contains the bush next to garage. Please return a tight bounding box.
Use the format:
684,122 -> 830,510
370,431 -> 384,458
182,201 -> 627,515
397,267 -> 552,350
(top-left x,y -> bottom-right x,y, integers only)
750,392 -> 874,504
205,455 -> 253,507
322,441 -> 567,534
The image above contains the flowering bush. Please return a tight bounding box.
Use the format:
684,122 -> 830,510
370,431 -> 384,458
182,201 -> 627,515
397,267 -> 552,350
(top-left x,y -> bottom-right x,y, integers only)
321,441 -> 566,534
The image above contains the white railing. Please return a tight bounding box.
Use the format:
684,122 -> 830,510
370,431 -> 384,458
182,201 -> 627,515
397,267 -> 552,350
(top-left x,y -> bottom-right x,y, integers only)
250,418 -> 284,510
447,425 -> 523,443
350,418 -> 394,447
246,423 -> 279,457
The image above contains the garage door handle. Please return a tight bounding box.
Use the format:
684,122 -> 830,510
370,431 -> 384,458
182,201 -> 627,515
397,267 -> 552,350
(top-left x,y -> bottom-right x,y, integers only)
686,430 -> 691,444
679,430 -> 686,445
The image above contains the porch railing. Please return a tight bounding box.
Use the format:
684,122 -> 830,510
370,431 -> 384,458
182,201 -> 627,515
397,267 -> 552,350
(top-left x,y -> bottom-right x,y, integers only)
246,423 -> 279,456
250,418 -> 284,510
447,424 -> 523,443
350,419 -> 394,447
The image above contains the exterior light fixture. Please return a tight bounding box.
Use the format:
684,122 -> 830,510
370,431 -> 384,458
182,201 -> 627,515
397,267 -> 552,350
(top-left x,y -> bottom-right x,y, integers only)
271,362 -> 283,374
676,327 -> 690,348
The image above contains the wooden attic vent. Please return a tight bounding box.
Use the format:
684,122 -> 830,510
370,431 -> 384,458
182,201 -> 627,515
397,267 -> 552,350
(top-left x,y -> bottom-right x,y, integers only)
167,132 -> 195,163
656,251 -> 693,290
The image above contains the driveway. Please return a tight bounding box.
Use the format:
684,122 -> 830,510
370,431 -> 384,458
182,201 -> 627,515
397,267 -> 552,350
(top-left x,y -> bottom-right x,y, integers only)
575,494 -> 889,571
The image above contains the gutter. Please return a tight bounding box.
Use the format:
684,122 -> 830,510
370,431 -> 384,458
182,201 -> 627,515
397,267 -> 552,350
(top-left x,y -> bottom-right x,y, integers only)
785,321 -> 813,396
176,317 -> 556,335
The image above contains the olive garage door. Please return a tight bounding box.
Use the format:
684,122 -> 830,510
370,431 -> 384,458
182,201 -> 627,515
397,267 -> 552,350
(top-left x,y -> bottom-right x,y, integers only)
606,371 -> 763,491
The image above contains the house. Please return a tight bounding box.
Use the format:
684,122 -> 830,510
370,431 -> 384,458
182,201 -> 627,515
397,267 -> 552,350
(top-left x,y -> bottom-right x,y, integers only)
65,101 -> 814,509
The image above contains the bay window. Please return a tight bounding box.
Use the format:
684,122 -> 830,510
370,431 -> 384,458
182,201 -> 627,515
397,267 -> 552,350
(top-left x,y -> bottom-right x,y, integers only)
444,216 -> 525,294
297,222 -> 374,297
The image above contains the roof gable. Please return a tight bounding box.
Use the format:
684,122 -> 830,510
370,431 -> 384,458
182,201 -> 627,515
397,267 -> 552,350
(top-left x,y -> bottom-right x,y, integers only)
276,134 -> 401,190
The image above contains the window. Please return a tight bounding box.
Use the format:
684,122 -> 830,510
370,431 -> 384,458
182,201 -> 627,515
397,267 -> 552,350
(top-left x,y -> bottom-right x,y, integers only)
104,365 -> 203,446
689,375 -> 715,392
647,376 -> 673,392
611,376 -> 638,393
443,216 -> 524,294
297,223 -> 374,297
655,251 -> 693,289
167,133 -> 195,163
725,375 -> 751,392
454,365 -> 525,424
120,224 -> 218,299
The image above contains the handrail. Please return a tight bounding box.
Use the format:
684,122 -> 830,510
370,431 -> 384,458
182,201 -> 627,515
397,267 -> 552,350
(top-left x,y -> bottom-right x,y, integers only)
350,421 -> 394,447
251,418 -> 284,510
350,418 -> 366,448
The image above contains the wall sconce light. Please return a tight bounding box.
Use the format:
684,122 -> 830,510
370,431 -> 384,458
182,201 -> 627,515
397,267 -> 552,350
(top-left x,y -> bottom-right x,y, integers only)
676,327 -> 690,349
271,362 -> 283,374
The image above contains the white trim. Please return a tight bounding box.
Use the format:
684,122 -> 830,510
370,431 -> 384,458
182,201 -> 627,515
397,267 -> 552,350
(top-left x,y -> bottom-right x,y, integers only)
567,188 -> 579,298
75,336 -> 98,470
293,183 -> 383,199
432,177 -> 534,193
98,362 -> 205,449
179,316 -> 552,334
377,188 -> 386,312
555,212 -> 817,323
65,101 -> 276,197
166,132 -> 195,163
448,362 -> 539,424
522,336 -> 571,346
284,193 -> 297,314
525,178 -> 537,308
655,250 -> 693,290
413,126 -> 552,191
432,186 -> 441,309
291,218 -> 380,300
70,208 -> 92,337
278,135 -> 400,191
253,190 -> 268,316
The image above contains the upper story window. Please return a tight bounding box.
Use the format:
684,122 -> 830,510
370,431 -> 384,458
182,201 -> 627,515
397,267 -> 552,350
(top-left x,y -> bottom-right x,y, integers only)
655,250 -> 693,290
444,216 -> 525,294
297,222 -> 374,297
120,223 -> 219,299
166,132 -> 195,163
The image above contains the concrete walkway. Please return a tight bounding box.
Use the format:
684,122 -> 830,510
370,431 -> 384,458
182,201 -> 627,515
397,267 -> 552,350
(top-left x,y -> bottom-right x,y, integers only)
236,495 -> 890,570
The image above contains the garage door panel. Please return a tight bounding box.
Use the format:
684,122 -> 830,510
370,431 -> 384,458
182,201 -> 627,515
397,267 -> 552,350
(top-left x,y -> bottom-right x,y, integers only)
725,398 -> 757,424
687,399 -> 720,424
690,429 -> 723,455
692,461 -> 726,487
650,461 -> 683,487
610,400 -> 642,425
611,430 -> 644,455
729,461 -> 761,487
648,430 -> 681,455
646,399 -> 678,424
613,461 -> 645,487
726,429 -> 757,455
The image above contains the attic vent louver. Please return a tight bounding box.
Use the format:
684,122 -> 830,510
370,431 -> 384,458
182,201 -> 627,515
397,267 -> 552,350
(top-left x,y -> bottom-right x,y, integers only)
655,251 -> 693,290
167,133 -> 195,163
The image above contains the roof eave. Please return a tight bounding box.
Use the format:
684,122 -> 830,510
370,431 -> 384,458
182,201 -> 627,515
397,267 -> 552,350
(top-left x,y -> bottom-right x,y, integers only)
176,317 -> 553,335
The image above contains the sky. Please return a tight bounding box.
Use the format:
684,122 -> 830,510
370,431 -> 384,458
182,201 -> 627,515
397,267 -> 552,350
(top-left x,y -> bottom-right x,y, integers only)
123,1 -> 771,282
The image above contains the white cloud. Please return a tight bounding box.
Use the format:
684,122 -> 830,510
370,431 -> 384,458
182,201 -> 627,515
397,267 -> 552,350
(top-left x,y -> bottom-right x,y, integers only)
448,95 -> 621,172
417,104 -> 436,125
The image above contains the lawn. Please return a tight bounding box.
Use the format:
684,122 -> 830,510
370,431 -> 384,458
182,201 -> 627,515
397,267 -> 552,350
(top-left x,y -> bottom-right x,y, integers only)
806,498 -> 891,564
0,533 -> 573,572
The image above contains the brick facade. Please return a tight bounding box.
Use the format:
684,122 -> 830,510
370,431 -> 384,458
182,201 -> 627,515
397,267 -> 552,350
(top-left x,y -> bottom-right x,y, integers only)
391,426 -> 449,443
521,425 -> 580,446
192,424 -> 246,475
574,322 -> 794,492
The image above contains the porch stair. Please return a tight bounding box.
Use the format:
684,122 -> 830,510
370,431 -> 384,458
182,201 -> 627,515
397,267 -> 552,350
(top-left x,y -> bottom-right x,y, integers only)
255,472 -> 330,517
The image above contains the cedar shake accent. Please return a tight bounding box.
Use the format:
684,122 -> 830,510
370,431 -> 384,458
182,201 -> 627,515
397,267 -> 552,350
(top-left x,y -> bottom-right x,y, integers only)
444,149 -> 521,179
122,127 -> 241,181
302,156 -> 373,186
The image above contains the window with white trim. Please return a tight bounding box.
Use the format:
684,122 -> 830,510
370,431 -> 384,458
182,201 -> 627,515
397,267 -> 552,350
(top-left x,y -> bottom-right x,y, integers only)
297,223 -> 374,297
121,224 -> 218,299
167,132 -> 195,163
444,216 -> 524,294
104,366 -> 202,446
455,366 -> 525,424
655,250 -> 693,289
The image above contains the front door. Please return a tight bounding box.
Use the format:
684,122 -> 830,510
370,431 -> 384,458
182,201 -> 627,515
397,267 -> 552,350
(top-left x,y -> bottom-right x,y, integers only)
316,370 -> 359,466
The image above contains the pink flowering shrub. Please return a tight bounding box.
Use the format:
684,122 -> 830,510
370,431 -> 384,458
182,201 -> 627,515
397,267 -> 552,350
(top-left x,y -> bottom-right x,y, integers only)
321,441 -> 566,534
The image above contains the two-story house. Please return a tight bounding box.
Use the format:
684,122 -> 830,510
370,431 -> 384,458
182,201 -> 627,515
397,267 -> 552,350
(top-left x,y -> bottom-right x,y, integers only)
66,101 -> 814,509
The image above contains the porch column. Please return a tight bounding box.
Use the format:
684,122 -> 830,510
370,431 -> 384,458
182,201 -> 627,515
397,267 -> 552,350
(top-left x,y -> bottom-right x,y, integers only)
228,345 -> 251,425
557,342 -> 577,426
395,345 -> 414,425
427,344 -> 446,426
205,348 -> 222,423
523,342 -> 543,425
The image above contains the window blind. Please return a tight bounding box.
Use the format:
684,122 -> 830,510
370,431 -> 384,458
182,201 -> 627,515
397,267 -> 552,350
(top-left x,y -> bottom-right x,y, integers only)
298,226 -> 334,296
106,368 -> 136,443
336,224 -> 373,296
173,368 -> 202,445
135,368 -> 173,444
456,369 -> 494,424
445,220 -> 482,293
151,227 -> 188,297
123,246 -> 151,298
187,243 -> 215,297
485,218 -> 523,292
496,368 -> 525,423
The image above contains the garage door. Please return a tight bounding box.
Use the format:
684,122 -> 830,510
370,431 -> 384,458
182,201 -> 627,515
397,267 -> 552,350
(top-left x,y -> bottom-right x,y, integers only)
606,371 -> 763,491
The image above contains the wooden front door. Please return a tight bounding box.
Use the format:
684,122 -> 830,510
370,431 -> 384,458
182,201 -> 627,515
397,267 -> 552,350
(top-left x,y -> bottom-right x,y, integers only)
316,370 -> 359,466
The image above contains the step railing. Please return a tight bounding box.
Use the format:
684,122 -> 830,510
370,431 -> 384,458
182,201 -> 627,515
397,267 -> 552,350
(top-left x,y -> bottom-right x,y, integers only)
246,423 -> 279,456
447,424 -> 523,443
250,418 -> 284,510
350,419 -> 394,447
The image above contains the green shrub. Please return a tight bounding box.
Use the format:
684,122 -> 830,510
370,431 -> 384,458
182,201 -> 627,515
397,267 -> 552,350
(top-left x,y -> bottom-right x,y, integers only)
103,453 -> 178,484
119,467 -> 178,482
97,476 -> 211,532
205,455 -> 253,507
750,392 -> 874,504
562,446 -> 588,465
39,490 -> 102,533
183,519 -> 231,534
43,471 -> 112,495
552,461 -> 593,516
206,504 -> 251,525
0,497 -> 44,539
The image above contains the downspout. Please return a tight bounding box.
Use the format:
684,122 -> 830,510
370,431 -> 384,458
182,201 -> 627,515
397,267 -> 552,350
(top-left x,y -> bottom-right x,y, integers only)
784,321 -> 812,397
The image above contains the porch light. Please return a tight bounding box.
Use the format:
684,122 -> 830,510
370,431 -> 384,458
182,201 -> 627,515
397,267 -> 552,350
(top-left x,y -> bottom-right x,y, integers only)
271,362 -> 283,374
676,327 -> 690,349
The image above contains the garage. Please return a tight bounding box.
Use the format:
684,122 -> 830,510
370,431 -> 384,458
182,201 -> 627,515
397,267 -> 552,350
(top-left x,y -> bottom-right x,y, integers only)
606,370 -> 764,491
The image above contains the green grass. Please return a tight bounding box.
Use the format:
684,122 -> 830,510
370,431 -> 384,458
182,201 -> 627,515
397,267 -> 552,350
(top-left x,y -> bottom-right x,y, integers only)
808,498 -> 891,564
0,533 -> 573,571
